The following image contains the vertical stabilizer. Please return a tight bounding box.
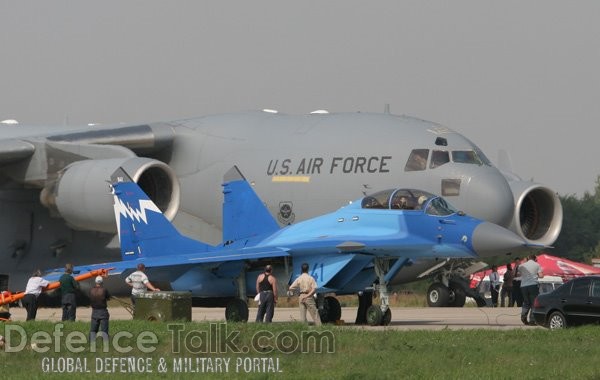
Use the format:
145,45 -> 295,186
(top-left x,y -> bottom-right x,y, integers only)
222,166 -> 280,244
112,180 -> 212,260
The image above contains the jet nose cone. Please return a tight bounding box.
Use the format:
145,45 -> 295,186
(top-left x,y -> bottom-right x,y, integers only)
472,222 -> 527,257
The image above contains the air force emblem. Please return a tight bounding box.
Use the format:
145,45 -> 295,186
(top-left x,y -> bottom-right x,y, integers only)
277,202 -> 295,225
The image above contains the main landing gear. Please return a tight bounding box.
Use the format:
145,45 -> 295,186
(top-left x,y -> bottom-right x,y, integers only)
225,298 -> 249,322
318,295 -> 342,323
427,282 -> 466,307
426,278 -> 485,308
225,270 -> 249,322
423,261 -> 487,307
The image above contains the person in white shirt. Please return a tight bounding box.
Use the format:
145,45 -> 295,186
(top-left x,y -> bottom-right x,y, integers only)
518,254 -> 544,325
125,263 -> 159,307
22,269 -> 50,321
288,263 -> 322,326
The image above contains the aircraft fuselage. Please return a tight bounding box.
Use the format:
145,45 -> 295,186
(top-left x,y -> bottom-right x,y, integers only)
0,111 -> 562,292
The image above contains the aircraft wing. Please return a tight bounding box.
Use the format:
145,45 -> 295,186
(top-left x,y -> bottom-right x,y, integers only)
43,247 -> 289,282
0,123 -> 186,234
0,123 -> 172,167
0,139 -> 36,164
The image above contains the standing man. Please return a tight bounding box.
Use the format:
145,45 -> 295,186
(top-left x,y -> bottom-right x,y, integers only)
89,276 -> 111,341
22,270 -> 49,321
518,254 -> 544,325
288,263 -> 321,326
125,263 -> 159,307
255,265 -> 277,323
59,263 -> 79,321
511,257 -> 523,307
500,263 -> 514,307
489,265 -> 500,307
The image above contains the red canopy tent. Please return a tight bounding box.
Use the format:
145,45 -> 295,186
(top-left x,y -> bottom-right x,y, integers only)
470,253 -> 600,288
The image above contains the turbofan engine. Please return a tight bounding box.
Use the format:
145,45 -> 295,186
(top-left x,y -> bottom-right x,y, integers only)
40,157 -> 180,232
507,181 -> 563,247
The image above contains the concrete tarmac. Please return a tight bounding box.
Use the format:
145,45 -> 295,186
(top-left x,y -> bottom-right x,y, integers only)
5,306 -> 538,330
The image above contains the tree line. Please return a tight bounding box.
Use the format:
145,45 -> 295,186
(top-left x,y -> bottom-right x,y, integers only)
552,176 -> 600,263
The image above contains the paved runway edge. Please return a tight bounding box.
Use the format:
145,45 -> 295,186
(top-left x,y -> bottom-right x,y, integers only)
5,306 -> 538,330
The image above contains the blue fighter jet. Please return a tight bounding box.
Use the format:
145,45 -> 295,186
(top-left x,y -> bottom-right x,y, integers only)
46,166 -> 530,325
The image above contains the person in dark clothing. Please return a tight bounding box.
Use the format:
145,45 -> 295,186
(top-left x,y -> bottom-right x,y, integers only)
500,263 -> 514,307
89,276 -> 111,341
59,263 -> 79,321
511,257 -> 523,307
255,265 -> 277,323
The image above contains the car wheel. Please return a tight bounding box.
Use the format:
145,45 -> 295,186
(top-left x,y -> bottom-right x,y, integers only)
547,311 -> 566,329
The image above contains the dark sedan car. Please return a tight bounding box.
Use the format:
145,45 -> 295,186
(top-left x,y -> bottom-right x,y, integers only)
532,275 -> 600,329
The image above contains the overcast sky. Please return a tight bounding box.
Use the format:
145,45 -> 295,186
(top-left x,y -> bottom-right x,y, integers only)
1,1 -> 598,196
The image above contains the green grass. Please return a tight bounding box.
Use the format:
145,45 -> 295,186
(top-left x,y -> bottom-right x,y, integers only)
2,320 -> 599,379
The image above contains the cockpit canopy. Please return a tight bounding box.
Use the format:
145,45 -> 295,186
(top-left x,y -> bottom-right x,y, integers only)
404,148 -> 491,172
361,188 -> 459,216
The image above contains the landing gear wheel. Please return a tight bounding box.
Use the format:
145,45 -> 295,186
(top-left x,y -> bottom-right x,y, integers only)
380,308 -> 392,326
146,311 -> 164,322
319,296 -> 342,323
548,311 -> 566,329
473,295 -> 487,307
225,299 -> 249,322
366,305 -> 383,326
427,283 -> 450,307
447,286 -> 466,307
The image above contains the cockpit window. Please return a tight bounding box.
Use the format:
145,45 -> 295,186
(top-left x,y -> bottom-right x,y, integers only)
390,190 -> 419,210
473,147 -> 492,166
463,137 -> 493,166
430,150 -> 450,169
404,149 -> 429,172
425,197 -> 458,216
361,188 -> 460,216
363,188 -> 436,211
361,189 -> 394,209
452,150 -> 488,166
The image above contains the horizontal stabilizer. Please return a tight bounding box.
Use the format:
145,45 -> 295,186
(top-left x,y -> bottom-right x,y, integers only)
44,247 -> 289,282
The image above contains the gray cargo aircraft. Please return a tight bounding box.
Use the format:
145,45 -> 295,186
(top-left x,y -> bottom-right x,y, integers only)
0,111 -> 562,306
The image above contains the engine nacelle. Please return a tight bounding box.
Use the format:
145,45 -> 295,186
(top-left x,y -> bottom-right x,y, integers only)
507,181 -> 563,247
41,157 -> 180,233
